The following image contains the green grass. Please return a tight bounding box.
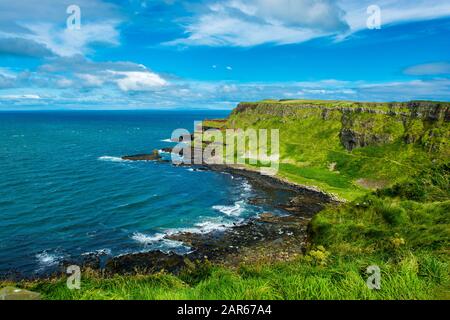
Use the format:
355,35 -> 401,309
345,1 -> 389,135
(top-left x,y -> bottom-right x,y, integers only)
224,101 -> 449,200
5,165 -> 448,300
12,251 -> 448,300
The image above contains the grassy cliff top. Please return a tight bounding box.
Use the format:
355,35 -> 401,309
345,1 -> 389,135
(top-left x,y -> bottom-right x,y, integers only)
234,99 -> 450,116
206,99 -> 449,200
239,99 -> 450,107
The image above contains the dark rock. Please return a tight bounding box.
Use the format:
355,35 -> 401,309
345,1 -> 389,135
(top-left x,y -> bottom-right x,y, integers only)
339,128 -> 391,151
122,149 -> 161,161
340,128 -> 359,151
258,212 -> 278,223
105,250 -> 187,275
81,253 -> 101,270
248,197 -> 267,205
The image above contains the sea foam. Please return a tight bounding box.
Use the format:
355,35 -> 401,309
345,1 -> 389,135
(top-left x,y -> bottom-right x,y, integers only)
98,156 -> 126,162
35,251 -> 63,270
212,200 -> 246,216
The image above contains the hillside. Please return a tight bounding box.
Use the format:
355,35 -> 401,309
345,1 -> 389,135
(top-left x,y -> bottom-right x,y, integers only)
208,99 -> 450,200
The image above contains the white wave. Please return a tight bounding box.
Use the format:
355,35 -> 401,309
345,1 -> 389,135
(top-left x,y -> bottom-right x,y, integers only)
165,216 -> 245,236
98,156 -> 126,162
192,219 -> 237,233
81,248 -> 112,256
242,181 -> 252,192
131,232 -> 190,252
35,251 -> 63,268
161,138 -> 175,143
132,232 -> 165,244
212,201 -> 246,216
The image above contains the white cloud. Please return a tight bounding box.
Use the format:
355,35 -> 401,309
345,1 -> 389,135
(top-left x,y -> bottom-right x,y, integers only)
110,71 -> 168,91
404,62 -> 450,76
168,0 -> 450,47
19,21 -> 120,57
0,0 -> 122,57
235,0 -> 347,30
76,74 -> 105,87
340,0 -> 450,32
167,0 -> 348,47
0,56 -> 169,94
0,94 -> 41,100
2,77 -> 449,109
56,78 -> 74,88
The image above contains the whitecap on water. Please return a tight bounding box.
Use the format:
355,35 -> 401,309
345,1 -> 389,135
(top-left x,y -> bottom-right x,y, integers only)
35,251 -> 63,270
81,248 -> 112,256
242,181 -> 252,192
212,201 -> 246,216
131,232 -> 190,253
131,232 -> 165,244
98,156 -> 126,162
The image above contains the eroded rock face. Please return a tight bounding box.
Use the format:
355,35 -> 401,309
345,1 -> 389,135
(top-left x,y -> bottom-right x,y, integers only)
339,128 -> 391,151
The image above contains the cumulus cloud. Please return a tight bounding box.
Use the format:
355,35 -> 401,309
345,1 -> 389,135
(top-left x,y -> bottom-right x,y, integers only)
2,74 -> 449,109
75,74 -> 105,87
0,37 -> 53,57
341,0 -> 450,32
0,0 -> 122,56
237,0 -> 348,31
11,55 -> 168,93
404,62 -> 450,76
23,22 -> 120,57
167,0 -> 348,47
167,0 -> 450,47
110,71 -> 168,91
0,73 -> 16,89
39,55 -> 146,74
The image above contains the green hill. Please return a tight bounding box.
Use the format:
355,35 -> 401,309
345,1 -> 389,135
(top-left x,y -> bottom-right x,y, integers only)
209,99 -> 450,200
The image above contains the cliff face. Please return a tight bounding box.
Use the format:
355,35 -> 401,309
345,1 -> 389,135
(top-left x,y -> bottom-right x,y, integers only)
230,100 -> 450,153
222,100 -> 449,199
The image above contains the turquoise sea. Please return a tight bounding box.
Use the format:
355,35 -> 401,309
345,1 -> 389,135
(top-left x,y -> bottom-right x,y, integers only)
0,111 -> 284,276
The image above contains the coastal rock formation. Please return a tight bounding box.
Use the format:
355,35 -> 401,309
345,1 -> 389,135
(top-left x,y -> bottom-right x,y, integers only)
231,100 -> 450,152
122,149 -> 161,161
339,128 -> 391,151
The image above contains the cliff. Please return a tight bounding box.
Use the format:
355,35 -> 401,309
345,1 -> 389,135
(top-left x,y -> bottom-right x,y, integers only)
218,99 -> 450,199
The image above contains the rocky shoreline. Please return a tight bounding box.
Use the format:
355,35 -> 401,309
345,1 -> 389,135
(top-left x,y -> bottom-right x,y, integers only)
83,160 -> 338,276
1,151 -> 338,281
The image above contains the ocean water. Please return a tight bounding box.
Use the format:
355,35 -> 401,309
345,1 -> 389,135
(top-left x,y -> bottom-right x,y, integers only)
0,111 -> 284,276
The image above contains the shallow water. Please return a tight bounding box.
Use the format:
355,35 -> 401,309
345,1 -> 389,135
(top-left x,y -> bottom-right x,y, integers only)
0,110 -> 285,276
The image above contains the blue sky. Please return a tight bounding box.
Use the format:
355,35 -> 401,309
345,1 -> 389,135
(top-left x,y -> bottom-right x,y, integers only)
0,0 -> 449,109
